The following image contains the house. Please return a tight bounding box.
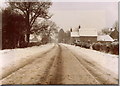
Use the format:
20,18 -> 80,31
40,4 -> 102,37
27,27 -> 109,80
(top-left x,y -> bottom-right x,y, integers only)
97,35 -> 114,43
79,28 -> 97,43
30,35 -> 39,42
71,32 -> 79,41
110,27 -> 119,41
70,26 -> 97,43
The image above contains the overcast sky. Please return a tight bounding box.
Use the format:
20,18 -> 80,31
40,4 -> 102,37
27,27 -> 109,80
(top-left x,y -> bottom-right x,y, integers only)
49,2 -> 118,31
0,1 -> 118,32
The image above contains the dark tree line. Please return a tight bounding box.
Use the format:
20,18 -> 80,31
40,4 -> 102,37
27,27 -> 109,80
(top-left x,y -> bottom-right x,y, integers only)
2,7 -> 26,49
2,2 -> 52,49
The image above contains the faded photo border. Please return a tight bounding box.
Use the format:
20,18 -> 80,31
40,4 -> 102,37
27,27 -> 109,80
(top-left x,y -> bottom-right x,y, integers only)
2,85 -> 119,86
0,0 -> 119,86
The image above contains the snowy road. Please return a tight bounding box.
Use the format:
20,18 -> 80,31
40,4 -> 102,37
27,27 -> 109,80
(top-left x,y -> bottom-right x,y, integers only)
0,44 -> 118,85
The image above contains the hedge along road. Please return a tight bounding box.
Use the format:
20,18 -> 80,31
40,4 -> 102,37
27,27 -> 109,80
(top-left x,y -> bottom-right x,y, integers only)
0,44 -> 118,85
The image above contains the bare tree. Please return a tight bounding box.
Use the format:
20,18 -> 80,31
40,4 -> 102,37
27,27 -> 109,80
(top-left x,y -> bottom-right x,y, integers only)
31,20 -> 58,43
100,28 -> 112,35
113,21 -> 118,30
9,2 -> 52,44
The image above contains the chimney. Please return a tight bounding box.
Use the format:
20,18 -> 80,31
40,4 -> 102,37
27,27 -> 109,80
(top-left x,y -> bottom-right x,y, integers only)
70,28 -> 72,32
110,28 -> 113,31
79,25 -> 81,29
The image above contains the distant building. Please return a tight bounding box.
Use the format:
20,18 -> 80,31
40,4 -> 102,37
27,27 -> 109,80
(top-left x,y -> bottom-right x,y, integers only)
97,35 -> 114,43
30,35 -> 39,42
110,27 -> 119,41
70,26 -> 97,43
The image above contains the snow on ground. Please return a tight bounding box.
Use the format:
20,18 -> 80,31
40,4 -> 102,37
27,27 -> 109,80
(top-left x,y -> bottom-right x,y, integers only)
0,43 -> 54,70
62,43 -> 118,75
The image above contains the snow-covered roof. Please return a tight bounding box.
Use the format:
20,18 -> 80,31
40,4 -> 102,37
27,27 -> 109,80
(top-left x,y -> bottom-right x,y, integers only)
71,32 -> 79,37
72,27 -> 79,32
97,35 -> 114,41
71,28 -> 97,37
79,28 -> 97,36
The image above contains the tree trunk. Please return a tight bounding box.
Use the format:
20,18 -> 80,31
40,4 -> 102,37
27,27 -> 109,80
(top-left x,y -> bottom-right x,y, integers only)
26,11 -> 30,45
19,34 -> 26,48
26,33 -> 30,43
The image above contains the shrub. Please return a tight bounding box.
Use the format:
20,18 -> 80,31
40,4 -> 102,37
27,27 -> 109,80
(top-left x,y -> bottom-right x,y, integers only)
92,42 -> 101,51
92,42 -> 119,55
110,42 -> 119,55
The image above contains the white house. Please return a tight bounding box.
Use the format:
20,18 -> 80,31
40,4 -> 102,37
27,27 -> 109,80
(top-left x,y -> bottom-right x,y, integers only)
71,26 -> 98,43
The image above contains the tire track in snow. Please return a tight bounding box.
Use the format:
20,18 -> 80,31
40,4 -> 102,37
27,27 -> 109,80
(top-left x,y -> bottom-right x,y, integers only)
1,44 -> 56,80
1,44 -> 59,84
36,44 -> 61,84
42,44 -> 63,84
60,45 -> 100,84
63,44 -> 118,84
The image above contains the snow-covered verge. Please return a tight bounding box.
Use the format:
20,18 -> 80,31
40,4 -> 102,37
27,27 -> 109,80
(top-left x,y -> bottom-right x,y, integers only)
0,43 -> 54,71
62,43 -> 118,75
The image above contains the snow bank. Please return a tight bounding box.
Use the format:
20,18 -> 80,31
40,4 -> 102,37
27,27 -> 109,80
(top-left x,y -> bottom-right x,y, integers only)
62,43 -> 118,75
0,43 -> 54,70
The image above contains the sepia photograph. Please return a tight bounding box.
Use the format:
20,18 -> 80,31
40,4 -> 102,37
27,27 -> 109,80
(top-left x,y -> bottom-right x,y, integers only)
0,0 -> 119,85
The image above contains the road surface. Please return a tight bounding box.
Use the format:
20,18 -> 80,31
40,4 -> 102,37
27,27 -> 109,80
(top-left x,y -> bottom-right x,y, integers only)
0,44 -> 118,85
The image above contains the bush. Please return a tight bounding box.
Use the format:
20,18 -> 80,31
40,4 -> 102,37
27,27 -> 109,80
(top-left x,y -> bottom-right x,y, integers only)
28,42 -> 42,47
92,42 -> 101,51
110,42 -> 119,55
76,42 -> 91,49
92,42 -> 119,55
104,43 -> 112,53
84,43 -> 91,49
